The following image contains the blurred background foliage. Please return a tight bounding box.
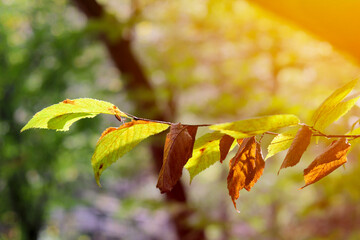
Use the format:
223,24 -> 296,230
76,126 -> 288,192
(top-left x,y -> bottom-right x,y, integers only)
1,0 -> 360,239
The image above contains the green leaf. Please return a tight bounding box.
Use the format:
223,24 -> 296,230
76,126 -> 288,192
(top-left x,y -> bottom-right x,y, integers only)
311,79 -> 358,130
209,114 -> 300,139
21,98 -> 127,132
266,126 -> 300,160
314,95 -> 360,132
92,120 -> 169,186
47,113 -> 98,131
185,132 -> 235,182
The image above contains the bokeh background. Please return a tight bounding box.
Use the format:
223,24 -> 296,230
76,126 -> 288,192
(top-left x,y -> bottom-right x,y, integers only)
2,0 -> 360,239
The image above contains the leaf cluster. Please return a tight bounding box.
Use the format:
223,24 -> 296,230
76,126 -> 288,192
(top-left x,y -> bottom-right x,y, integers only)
21,79 -> 360,210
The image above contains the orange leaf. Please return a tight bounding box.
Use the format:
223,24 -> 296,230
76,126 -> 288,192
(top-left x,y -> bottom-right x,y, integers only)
219,135 -> 235,163
227,137 -> 265,211
156,123 -> 198,193
301,138 -> 350,189
278,125 -> 312,174
244,141 -> 265,191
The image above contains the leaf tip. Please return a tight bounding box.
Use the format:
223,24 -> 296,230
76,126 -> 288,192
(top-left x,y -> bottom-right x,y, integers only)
231,200 -> 241,213
95,172 -> 102,187
189,175 -> 194,185
96,180 -> 102,188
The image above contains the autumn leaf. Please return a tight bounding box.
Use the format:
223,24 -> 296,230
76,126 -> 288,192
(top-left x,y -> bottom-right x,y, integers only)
278,125 -> 312,174
210,114 -> 299,139
227,137 -> 265,211
266,127 -> 300,160
219,135 -> 235,163
21,98 -> 128,132
92,120 -> 169,186
244,141 -> 265,192
157,124 -> 198,193
301,138 -> 351,189
311,79 -> 358,131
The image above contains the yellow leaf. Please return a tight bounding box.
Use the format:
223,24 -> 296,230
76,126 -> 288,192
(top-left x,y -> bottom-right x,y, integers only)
21,98 -> 128,132
210,114 -> 299,139
266,127 -> 300,160
92,120 -> 169,186
311,80 -> 358,130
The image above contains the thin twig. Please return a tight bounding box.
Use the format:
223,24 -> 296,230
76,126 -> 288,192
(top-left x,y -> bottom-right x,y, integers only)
265,131 -> 360,139
117,112 -> 212,126
116,114 -> 360,139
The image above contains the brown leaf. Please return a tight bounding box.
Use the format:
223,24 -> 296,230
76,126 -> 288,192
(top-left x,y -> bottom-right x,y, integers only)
244,142 -> 265,191
301,138 -> 350,189
227,137 -> 265,211
156,123 -> 198,193
278,125 -> 312,174
229,139 -> 244,169
219,134 -> 235,163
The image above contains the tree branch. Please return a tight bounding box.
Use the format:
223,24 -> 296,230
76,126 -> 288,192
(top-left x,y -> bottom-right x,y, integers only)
71,0 -> 205,239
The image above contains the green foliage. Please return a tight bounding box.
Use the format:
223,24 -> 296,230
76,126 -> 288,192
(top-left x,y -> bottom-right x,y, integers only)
185,132 -> 234,182
266,126 -> 300,160
314,95 -> 360,132
209,114 -> 300,139
92,120 -> 169,186
311,79 -> 358,131
21,78 -> 360,212
7,0 -> 360,238
21,98 -> 127,132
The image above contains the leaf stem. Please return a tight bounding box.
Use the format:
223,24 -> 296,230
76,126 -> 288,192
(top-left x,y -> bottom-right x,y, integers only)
116,114 -> 360,138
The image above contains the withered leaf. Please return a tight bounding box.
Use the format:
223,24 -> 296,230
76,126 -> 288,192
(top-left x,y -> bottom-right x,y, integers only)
156,123 -> 198,193
227,137 -> 265,211
278,125 -> 312,174
301,138 -> 350,189
229,139 -> 244,170
244,142 -> 265,191
219,135 -> 235,163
